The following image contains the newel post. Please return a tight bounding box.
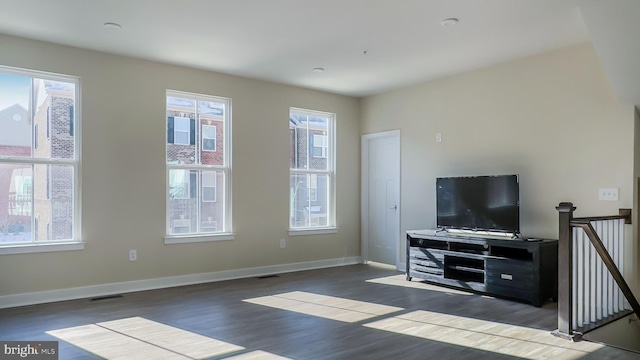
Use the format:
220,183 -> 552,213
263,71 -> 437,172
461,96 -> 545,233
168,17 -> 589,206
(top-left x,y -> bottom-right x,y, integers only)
556,202 -> 576,338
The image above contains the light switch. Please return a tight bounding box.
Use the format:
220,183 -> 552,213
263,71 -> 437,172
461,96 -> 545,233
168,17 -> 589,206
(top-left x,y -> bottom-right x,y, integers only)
598,188 -> 618,201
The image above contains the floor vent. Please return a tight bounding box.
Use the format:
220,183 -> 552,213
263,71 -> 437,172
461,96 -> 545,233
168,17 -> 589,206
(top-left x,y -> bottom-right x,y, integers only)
90,294 -> 123,302
256,275 -> 280,279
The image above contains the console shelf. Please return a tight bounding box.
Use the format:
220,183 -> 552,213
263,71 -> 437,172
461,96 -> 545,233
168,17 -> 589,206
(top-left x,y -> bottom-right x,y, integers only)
406,231 -> 558,307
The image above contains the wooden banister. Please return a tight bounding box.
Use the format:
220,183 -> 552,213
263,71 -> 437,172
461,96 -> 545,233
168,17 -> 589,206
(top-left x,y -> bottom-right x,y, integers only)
555,202 -> 639,340
572,222 -> 640,319
556,202 -> 575,339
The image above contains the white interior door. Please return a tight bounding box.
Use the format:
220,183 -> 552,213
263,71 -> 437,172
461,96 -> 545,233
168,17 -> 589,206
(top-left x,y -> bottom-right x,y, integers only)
362,131 -> 400,266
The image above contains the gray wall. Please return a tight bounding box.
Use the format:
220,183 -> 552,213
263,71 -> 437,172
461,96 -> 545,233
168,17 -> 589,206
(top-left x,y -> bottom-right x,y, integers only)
361,43 -> 637,285
0,34 -> 361,296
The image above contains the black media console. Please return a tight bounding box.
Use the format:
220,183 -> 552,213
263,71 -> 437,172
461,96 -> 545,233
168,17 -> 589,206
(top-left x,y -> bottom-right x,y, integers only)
406,231 -> 558,307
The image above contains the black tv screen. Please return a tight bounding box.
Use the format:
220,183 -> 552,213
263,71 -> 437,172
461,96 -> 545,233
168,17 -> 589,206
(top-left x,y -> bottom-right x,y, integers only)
436,175 -> 519,234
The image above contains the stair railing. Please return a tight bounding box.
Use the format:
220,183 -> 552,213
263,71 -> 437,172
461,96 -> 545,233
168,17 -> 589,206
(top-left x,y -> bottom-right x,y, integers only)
555,202 -> 639,340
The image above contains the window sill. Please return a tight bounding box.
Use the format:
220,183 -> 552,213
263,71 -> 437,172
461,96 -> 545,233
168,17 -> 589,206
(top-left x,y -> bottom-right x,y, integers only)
288,227 -> 338,236
164,232 -> 235,244
0,241 -> 85,255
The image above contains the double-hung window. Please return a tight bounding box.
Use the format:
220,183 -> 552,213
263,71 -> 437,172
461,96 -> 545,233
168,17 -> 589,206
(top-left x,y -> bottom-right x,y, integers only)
166,90 -> 231,242
202,125 -> 216,152
289,108 -> 335,232
0,66 -> 80,253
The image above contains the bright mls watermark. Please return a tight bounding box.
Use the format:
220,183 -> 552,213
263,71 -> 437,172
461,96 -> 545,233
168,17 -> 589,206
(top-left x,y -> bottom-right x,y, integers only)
1,342 -> 58,359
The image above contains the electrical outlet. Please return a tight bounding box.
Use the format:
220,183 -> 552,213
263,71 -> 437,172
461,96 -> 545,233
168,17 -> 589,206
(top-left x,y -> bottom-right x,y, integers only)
280,239 -> 286,249
435,133 -> 442,142
129,249 -> 137,261
598,188 -> 618,201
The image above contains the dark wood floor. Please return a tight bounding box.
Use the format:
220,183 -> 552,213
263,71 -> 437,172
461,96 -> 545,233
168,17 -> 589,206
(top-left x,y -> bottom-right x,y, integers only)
1,264 -> 637,359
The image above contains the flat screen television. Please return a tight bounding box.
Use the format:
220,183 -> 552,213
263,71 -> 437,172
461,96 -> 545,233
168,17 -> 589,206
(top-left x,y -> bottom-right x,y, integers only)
436,175 -> 520,235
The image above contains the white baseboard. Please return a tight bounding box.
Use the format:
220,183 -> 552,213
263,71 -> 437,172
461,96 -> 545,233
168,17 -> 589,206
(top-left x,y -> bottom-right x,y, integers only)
0,256 -> 363,309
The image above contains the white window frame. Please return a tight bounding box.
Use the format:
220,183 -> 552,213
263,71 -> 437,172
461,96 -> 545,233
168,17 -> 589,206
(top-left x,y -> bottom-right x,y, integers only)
288,107 -> 336,235
202,124 -> 217,152
165,90 -> 233,244
0,65 -> 83,255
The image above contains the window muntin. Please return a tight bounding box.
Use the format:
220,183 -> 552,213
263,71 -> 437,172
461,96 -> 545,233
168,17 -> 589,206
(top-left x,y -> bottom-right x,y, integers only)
166,91 -> 230,237
0,68 -> 79,245
289,108 -> 335,230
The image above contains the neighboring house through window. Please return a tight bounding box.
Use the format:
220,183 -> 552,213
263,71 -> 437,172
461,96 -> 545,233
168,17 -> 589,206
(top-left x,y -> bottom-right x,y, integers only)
166,90 -> 230,239
289,108 -> 335,230
202,171 -> 216,202
0,66 -> 79,246
202,124 -> 216,152
312,134 -> 327,158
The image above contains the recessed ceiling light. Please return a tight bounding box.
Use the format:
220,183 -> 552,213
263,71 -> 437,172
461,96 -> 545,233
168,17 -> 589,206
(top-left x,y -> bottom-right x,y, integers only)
441,18 -> 459,27
312,67 -> 325,73
103,22 -> 122,30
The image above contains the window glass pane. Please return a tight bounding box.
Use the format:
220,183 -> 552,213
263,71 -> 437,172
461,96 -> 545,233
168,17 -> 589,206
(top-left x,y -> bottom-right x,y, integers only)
174,131 -> 189,145
0,68 -> 78,247
202,125 -> 216,152
0,76 -> 75,160
169,169 -> 190,199
202,125 -> 216,138
199,100 -> 224,165
168,170 -> 197,235
174,117 -> 190,132
290,174 -> 329,228
200,171 -> 223,232
167,92 -> 229,237
173,117 -> 190,145
290,112 -> 328,171
33,164 -> 74,241
167,98 -> 196,165
38,80 -> 76,160
202,139 -> 215,151
202,170 -> 216,202
0,163 -> 32,243
0,73 -> 32,158
167,96 -> 195,109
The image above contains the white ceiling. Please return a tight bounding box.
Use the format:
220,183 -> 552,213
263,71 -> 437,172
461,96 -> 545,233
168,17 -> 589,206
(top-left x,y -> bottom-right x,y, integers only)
0,0 -> 635,100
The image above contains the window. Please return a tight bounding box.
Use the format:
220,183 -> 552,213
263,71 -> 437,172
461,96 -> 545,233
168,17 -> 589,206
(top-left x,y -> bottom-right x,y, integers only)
166,91 -> 231,240
312,134 -> 327,158
202,171 -> 216,202
0,67 -> 79,248
202,125 -> 216,152
309,174 -> 318,202
172,117 -> 191,145
289,108 -> 335,230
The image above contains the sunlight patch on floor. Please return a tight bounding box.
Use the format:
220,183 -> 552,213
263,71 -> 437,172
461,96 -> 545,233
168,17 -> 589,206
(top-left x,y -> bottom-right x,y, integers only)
222,350 -> 292,359
366,274 -> 473,295
243,291 -> 403,323
364,310 -> 604,360
47,324 -> 189,360
47,317 -> 244,359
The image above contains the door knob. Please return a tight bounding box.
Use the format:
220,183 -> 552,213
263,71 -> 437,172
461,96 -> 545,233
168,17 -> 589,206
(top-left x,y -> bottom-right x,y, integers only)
389,205 -> 397,210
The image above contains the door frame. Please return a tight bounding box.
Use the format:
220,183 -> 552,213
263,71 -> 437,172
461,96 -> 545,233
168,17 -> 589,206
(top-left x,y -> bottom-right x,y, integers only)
361,129 -> 401,269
